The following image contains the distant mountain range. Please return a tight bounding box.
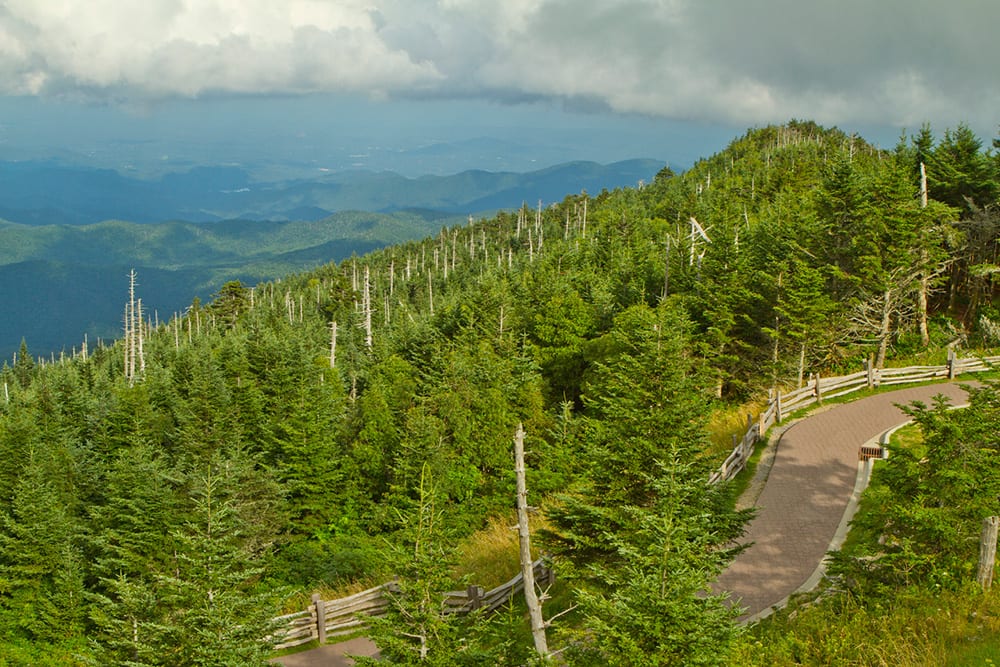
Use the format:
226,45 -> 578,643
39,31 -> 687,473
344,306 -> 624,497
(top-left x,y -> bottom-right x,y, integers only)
0,158 -> 663,225
0,210 -> 456,359
0,158 -> 665,359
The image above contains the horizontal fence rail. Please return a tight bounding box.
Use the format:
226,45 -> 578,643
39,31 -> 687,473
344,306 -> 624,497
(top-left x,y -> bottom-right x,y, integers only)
271,558 -> 552,650
274,354 -> 1000,650
708,353 -> 1000,485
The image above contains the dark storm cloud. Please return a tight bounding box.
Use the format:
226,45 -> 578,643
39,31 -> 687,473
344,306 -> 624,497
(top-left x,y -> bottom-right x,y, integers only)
0,0 -> 994,133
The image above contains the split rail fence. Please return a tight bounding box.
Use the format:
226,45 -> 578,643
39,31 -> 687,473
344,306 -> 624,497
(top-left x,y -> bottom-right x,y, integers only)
271,557 -> 553,650
707,352 -> 1000,485
272,352 -> 999,649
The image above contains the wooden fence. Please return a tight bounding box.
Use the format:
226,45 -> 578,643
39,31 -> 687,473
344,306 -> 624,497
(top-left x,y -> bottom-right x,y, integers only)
272,352 -> 999,649
271,557 -> 553,650
707,352 -> 1000,484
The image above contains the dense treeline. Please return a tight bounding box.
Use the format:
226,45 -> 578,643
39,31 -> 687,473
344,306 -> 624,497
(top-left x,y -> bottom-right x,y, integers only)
1,120 -> 999,664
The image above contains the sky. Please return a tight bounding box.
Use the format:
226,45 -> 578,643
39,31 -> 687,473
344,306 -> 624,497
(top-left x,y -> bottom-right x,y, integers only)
0,0 -> 996,178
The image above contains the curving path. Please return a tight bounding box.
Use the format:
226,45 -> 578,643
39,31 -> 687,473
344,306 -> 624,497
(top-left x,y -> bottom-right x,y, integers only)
276,382 -> 974,662
713,382 -> 973,622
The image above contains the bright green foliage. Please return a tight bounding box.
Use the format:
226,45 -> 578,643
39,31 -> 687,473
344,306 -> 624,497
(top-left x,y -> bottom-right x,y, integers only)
0,453 -> 86,645
209,280 -> 250,330
732,584 -> 1000,667
834,383 -> 1000,592
356,465 -> 498,666
89,446 -> 282,666
927,123 -> 998,212
13,339 -> 33,388
150,453 -> 280,666
545,304 -> 749,665
0,120 -> 997,661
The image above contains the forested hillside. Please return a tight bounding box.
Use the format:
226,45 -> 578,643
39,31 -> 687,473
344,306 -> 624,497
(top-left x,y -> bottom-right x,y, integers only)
0,210 -> 460,358
1,121 -> 998,664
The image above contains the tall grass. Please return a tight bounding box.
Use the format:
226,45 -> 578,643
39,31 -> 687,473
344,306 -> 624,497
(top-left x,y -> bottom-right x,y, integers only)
706,400 -> 764,458
731,585 -> 1000,666
453,512 -> 550,590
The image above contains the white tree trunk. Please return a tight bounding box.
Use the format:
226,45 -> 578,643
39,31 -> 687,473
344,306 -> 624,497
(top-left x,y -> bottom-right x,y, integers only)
875,289 -> 892,369
514,424 -> 549,659
363,266 -> 373,349
329,321 -> 337,368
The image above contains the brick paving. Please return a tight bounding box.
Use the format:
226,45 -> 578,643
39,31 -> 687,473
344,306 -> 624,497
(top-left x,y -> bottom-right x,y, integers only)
713,382 -> 972,622
278,382 -> 974,661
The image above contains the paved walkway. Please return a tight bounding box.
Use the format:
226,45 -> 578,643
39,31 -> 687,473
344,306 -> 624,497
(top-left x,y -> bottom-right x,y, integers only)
271,636 -> 378,666
713,382 -> 972,622
277,382 -> 974,661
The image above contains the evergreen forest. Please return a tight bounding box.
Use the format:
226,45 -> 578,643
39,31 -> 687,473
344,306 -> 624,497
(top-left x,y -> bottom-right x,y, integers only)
3,120 -> 1000,665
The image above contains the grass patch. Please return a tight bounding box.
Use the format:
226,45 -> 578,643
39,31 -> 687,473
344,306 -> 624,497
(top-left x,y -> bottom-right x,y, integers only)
731,585 -> 1000,667
886,421 -> 924,451
453,513 -> 524,589
707,400 -> 764,458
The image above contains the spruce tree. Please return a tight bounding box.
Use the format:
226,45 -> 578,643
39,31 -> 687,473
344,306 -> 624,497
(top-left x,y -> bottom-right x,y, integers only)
0,452 -> 86,645
355,464 -> 497,666
153,451 -> 282,666
544,304 -> 749,665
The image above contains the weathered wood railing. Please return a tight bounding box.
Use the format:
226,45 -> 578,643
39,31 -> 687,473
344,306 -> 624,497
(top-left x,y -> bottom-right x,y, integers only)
708,353 -> 1000,484
274,354 -> 1000,648
271,557 -> 553,650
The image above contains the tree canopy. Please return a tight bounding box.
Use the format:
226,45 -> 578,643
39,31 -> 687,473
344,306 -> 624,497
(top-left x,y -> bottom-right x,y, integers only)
1,120 -> 998,663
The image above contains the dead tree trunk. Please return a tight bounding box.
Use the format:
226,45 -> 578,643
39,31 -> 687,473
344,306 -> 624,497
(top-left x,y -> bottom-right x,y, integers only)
662,234 -> 670,299
797,341 -> 806,388
363,266 -> 373,350
136,298 -> 145,376
427,273 -> 434,315
917,267 -> 930,347
920,162 -> 928,209
124,270 -> 143,384
979,516 -> 999,590
514,424 -> 549,659
329,321 -> 337,368
875,289 -> 892,369
917,162 -> 930,346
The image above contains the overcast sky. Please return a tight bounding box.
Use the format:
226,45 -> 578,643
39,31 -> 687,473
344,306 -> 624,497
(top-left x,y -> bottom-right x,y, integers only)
0,0 -> 996,176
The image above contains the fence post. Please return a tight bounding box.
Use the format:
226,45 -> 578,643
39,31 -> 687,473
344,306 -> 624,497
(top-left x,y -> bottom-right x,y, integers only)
466,584 -> 484,611
775,388 -> 783,424
947,348 -> 957,379
312,593 -> 327,644
537,560 -> 555,587
978,516 -> 1000,590
745,413 -> 754,456
864,356 -> 874,389
761,390 -> 772,432
814,371 -> 822,404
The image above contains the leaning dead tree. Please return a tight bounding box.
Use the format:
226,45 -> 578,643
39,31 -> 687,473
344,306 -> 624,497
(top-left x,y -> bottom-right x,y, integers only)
846,267 -> 921,369
514,423 -> 549,659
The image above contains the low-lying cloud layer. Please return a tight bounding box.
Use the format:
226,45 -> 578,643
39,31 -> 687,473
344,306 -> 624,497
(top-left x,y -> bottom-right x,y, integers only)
1,0 -> 996,132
